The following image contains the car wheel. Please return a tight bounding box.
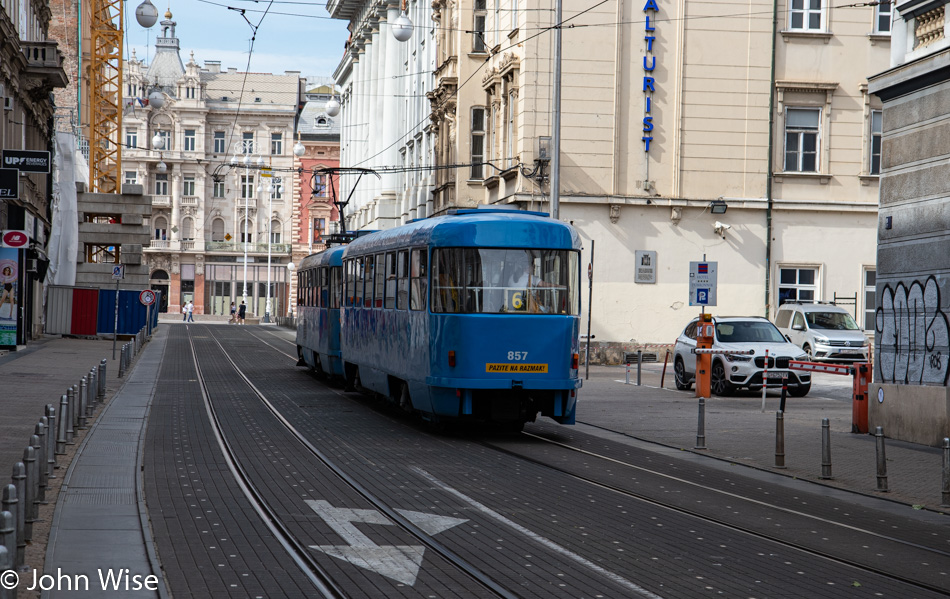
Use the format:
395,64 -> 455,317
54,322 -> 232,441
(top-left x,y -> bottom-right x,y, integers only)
711,361 -> 733,396
674,357 -> 691,390
803,344 -> 814,361
790,382 -> 811,397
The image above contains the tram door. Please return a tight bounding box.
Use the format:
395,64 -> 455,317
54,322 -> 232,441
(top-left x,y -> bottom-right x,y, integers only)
211,281 -> 231,315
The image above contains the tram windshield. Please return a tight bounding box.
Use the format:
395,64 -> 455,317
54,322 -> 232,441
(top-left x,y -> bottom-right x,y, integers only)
431,248 -> 579,314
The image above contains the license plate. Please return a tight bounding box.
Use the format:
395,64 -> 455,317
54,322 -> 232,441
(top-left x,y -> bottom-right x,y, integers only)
486,363 -> 549,373
766,371 -> 788,380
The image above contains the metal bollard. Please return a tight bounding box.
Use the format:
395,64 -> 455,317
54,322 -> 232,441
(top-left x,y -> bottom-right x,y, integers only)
695,397 -> 707,449
90,367 -> 99,410
67,385 -> 77,441
45,406 -> 57,474
77,377 -> 88,429
32,427 -> 46,502
10,466 -> 25,568
941,438 -> 950,507
0,509 -> 14,576
99,359 -> 107,398
875,426 -> 889,492
637,350 -> 642,386
87,370 -> 96,413
119,344 -> 126,378
24,443 -> 39,525
624,363 -> 630,385
19,452 -> 34,541
0,546 -> 11,599
775,411 -> 786,469
1,486 -> 18,568
820,417 -> 833,479
57,394 -> 68,452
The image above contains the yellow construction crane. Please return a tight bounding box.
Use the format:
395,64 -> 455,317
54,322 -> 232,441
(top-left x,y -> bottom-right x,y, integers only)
88,0 -> 123,194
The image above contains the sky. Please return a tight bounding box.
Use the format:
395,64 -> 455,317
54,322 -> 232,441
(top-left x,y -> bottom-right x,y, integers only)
125,0 -> 350,81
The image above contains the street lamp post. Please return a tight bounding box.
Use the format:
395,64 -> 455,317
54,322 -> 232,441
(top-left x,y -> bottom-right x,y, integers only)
263,177 -> 281,323
241,153 -> 251,307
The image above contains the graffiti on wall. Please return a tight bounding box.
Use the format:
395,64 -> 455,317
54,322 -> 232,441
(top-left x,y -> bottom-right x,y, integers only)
875,275 -> 950,385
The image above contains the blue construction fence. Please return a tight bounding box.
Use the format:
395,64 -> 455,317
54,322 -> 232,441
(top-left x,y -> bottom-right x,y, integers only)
46,286 -> 161,337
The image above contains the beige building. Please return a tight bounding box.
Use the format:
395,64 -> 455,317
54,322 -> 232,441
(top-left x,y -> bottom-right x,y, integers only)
333,0 -> 892,348
426,0 -> 893,347
122,11 -> 301,318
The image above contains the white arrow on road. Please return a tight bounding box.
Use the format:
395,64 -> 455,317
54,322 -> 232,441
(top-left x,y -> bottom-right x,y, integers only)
305,499 -> 467,585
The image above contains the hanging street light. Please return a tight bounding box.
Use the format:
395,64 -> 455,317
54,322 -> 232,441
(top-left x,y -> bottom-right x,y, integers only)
135,0 -> 159,28
156,161 -> 167,173
148,90 -> 165,109
151,133 -> 164,150
325,97 -> 341,117
293,140 -> 306,157
392,0 -> 413,42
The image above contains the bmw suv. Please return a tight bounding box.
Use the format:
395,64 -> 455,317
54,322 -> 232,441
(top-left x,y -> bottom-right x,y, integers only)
774,302 -> 869,363
673,316 -> 810,396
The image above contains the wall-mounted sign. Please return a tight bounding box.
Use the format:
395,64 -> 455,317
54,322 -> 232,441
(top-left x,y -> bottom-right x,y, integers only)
0,230 -> 30,248
2,149 -> 51,173
0,168 -> 17,199
635,250 -> 657,284
642,0 -> 659,152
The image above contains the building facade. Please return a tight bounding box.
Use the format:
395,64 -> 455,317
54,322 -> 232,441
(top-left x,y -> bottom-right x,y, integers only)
329,0 -> 437,230
122,11 -> 301,318
1,0 -> 68,347
868,0 -> 950,445
428,0 -> 890,348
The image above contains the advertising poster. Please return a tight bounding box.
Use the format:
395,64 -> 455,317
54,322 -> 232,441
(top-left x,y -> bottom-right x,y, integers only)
0,247 -> 18,346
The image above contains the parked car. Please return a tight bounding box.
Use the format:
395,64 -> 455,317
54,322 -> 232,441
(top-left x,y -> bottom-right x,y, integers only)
672,316 -> 810,396
774,302 -> 869,363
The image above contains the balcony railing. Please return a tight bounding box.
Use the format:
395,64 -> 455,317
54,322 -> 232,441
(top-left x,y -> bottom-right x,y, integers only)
22,41 -> 68,88
206,241 -> 291,254
152,195 -> 171,207
238,198 -> 257,209
181,196 -> 198,206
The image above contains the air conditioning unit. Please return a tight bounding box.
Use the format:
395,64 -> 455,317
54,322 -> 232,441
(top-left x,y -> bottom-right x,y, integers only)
26,258 -> 38,273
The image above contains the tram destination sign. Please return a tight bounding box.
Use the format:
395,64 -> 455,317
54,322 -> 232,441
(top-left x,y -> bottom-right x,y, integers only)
2,149 -> 51,173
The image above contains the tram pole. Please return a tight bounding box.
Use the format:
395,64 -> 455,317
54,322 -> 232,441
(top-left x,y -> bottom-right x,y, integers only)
585,240 -> 594,380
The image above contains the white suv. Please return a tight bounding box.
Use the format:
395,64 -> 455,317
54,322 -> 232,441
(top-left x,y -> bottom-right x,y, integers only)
774,302 -> 869,363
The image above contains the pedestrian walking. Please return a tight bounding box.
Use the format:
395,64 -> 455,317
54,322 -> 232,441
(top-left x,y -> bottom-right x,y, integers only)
185,300 -> 195,322
238,301 -> 246,325
229,301 -> 237,324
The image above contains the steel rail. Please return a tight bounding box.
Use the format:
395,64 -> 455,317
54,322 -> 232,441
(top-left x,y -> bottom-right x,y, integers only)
204,325 -> 517,599
184,329 -> 350,599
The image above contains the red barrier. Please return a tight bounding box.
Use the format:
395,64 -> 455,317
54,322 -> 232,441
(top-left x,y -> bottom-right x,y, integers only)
789,360 -> 870,434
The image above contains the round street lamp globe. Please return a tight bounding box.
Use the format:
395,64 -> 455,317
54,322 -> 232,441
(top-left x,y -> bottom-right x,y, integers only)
151,134 -> 164,150
325,98 -> 341,117
156,161 -> 167,173
287,262 -> 295,271
135,0 -> 159,28
293,141 -> 305,157
148,90 -> 165,109
392,12 -> 413,42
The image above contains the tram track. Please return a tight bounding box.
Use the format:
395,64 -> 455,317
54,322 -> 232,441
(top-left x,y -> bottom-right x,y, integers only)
480,431 -> 950,596
245,325 -> 950,596
187,325 -> 517,599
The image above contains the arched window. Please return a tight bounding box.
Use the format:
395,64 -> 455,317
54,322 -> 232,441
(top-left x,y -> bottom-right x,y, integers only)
154,216 -> 168,240
270,219 -> 281,244
181,217 -> 195,241
211,218 -> 225,242
241,220 -> 253,243
151,270 -> 169,280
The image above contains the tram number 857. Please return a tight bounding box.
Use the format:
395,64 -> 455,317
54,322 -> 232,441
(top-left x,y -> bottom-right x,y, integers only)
508,351 -> 529,361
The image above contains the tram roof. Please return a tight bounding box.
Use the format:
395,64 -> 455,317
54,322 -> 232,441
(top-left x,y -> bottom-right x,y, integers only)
342,209 -> 581,256
298,244 -> 347,270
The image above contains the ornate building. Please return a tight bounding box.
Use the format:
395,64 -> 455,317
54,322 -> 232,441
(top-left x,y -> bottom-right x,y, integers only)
329,0 -> 437,229
122,10 -> 301,318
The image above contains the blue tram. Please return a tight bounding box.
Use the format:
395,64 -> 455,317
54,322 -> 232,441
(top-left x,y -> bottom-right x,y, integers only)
336,208 -> 582,428
295,245 -> 347,378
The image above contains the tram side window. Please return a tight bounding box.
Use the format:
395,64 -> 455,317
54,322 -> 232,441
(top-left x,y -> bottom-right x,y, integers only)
384,252 -> 396,309
410,249 -> 428,311
320,267 -> 329,308
344,259 -> 355,306
330,266 -> 342,309
397,250 -> 409,310
374,253 -> 385,307
355,258 -> 365,307
296,272 -> 302,305
364,256 -> 375,307
311,269 -> 317,307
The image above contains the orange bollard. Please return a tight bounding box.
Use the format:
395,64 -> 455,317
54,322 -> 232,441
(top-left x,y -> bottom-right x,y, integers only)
851,362 -> 870,434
